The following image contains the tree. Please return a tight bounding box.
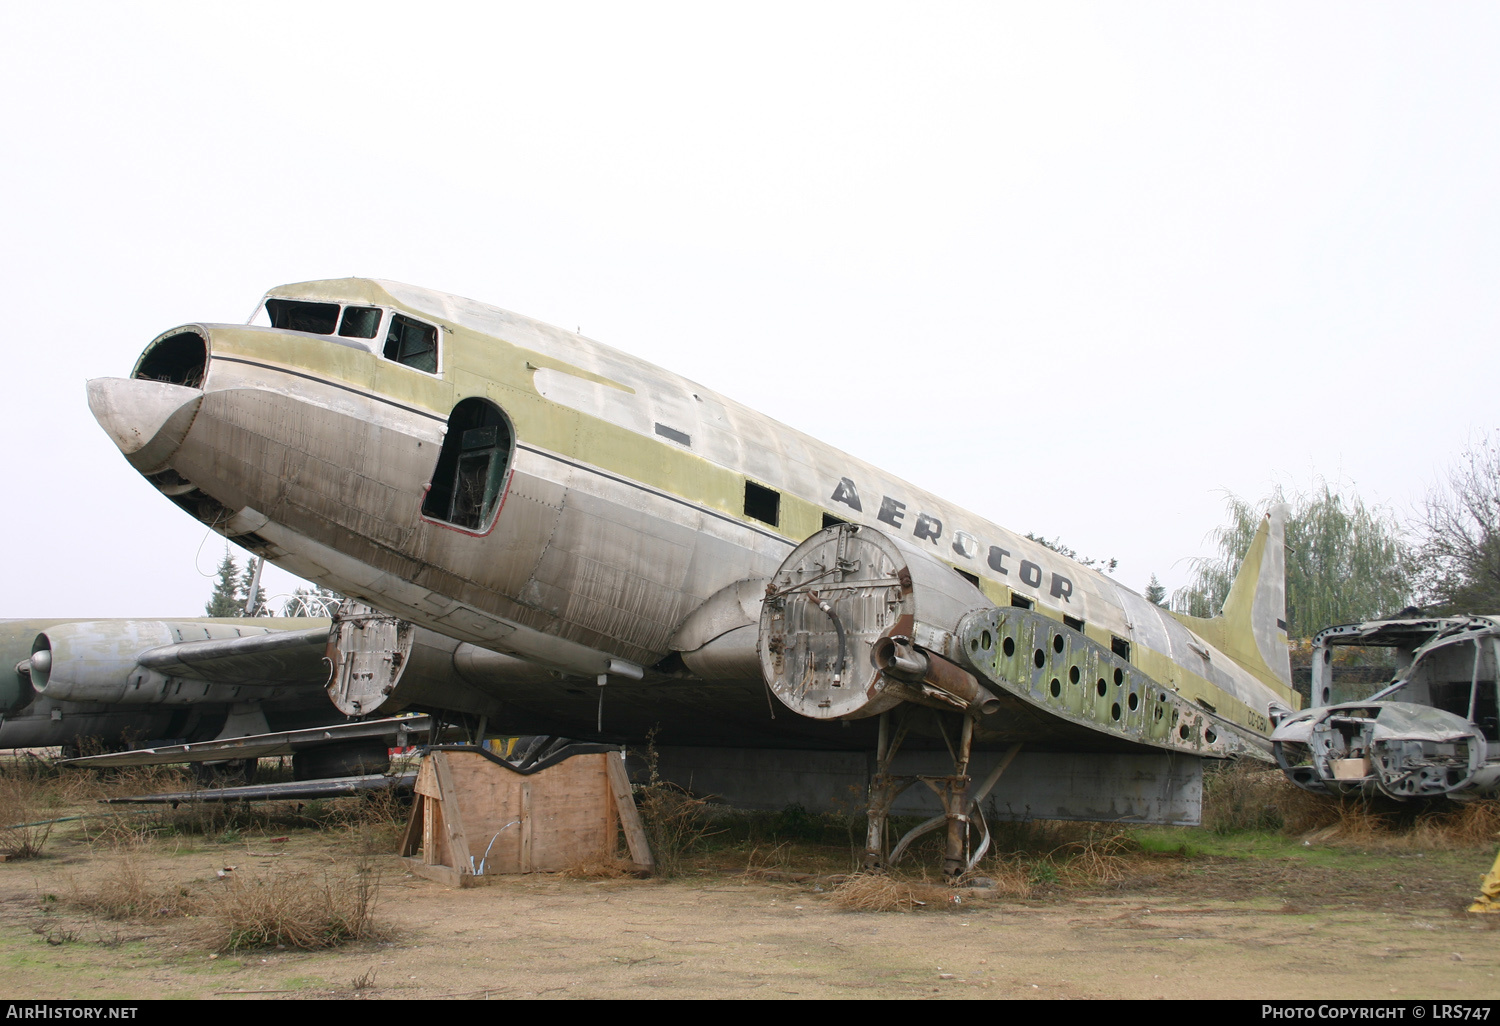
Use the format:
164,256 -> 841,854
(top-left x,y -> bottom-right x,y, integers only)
1171,483 -> 1412,639
1025,533 -> 1118,575
204,546 -> 243,617
1144,574 -> 1167,606
1415,432 -> 1500,613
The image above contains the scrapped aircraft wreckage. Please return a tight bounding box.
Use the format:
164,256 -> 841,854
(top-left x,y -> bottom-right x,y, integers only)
86,278 -> 1301,877
1272,615 -> 1500,799
4,610 -> 552,782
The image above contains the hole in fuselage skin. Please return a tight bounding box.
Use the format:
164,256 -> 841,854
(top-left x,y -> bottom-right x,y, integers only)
423,398 -> 514,531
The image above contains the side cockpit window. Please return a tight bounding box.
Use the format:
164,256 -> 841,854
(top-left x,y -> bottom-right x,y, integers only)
338,306 -> 382,339
422,398 -> 513,531
385,314 -> 438,373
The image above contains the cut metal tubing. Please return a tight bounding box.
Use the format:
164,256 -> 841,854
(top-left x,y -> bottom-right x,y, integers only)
872,637 -> 999,715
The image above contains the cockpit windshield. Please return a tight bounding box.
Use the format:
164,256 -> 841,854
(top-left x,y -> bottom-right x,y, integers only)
253,297 -> 440,373
266,299 -> 340,334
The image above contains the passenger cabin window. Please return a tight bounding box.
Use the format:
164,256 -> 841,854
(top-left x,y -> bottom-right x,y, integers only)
422,398 -> 513,531
385,314 -> 438,373
744,481 -> 780,526
266,299 -> 339,334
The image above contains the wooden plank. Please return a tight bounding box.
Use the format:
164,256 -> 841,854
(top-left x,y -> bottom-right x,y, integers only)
402,857 -> 491,889
423,792 -> 445,866
520,780 -> 533,873
399,792 -> 425,858
607,753 -> 654,872
414,755 -> 441,798
431,751 -> 473,876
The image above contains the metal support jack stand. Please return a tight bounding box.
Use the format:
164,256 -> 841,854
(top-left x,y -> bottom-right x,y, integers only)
864,705 -> 1023,881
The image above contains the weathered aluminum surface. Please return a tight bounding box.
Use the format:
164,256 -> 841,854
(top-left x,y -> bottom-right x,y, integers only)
88,277 -> 1296,762
956,605 -> 1252,757
327,601 -> 561,718
757,524 -> 991,720
30,619 -> 330,706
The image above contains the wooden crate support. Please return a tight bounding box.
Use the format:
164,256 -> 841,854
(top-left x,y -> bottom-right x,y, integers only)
401,747 -> 652,886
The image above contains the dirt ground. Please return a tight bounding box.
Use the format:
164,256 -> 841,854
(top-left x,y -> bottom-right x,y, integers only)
1,803 -> 1498,1001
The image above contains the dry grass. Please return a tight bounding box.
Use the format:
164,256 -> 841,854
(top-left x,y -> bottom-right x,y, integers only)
632,730 -> 718,877
1413,800 -> 1500,846
1202,760 -> 1290,834
68,857 -> 201,921
561,855 -> 635,879
981,861 -> 1034,898
0,780 -> 56,859
1052,832 -> 1135,885
206,861 -> 385,951
828,872 -> 965,913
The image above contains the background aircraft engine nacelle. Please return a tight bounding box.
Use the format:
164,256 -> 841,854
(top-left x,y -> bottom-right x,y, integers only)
757,524 -> 997,720
29,621 -> 176,704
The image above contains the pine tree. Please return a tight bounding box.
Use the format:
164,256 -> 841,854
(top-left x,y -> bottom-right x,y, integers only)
204,547 -> 242,617
1145,574 -> 1167,606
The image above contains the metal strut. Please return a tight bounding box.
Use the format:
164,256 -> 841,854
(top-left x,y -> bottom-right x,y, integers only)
864,708 -> 1022,880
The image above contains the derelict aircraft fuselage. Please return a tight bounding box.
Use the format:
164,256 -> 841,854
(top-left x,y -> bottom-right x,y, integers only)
88,279 -> 1297,770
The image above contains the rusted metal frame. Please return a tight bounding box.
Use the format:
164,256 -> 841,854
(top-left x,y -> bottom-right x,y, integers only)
863,707 -> 917,869
884,710 -> 981,879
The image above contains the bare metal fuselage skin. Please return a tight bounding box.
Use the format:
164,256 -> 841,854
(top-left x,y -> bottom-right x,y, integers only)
89,279 -> 1297,753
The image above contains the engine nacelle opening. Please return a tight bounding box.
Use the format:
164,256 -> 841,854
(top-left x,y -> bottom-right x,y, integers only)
757,523 -> 995,720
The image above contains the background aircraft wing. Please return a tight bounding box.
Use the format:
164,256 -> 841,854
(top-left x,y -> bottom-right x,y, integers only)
134,625 -> 330,686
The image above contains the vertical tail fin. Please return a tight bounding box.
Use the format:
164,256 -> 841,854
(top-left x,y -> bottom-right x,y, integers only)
1171,504 -> 1294,697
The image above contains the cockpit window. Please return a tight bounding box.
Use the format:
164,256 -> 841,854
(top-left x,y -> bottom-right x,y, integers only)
338,306 -> 382,339
266,299 -> 339,335
384,314 -> 439,373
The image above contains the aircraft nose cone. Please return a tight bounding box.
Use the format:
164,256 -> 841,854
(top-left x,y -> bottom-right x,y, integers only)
87,377 -> 203,473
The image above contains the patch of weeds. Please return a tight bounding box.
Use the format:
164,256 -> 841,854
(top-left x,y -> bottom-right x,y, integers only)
1203,759 -> 1287,834
561,854 -> 635,879
632,729 -> 717,878
829,870 -> 974,913
33,925 -> 78,946
1024,857 -> 1059,885
68,857 -> 202,921
208,858 -> 384,951
0,777 -> 58,859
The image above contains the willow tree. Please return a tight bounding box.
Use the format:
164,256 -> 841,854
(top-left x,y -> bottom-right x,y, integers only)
1172,484 -> 1412,639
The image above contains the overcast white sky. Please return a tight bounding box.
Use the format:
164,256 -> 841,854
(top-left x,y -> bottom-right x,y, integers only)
0,2 -> 1495,619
